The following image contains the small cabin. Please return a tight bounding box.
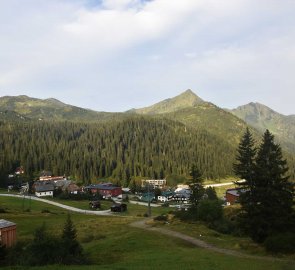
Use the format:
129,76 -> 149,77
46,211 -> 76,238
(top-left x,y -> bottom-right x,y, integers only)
0,219 -> 16,247
225,188 -> 242,205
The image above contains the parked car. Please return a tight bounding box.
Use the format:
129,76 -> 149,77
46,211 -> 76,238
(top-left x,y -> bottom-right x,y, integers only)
110,203 -> 127,212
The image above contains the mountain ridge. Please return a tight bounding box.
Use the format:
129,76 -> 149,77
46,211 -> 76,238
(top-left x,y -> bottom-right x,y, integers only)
1,91 -> 295,181
231,102 -> 295,154
128,89 -> 205,115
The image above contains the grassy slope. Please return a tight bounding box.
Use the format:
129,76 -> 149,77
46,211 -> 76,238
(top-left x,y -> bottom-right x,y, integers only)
0,197 -> 294,270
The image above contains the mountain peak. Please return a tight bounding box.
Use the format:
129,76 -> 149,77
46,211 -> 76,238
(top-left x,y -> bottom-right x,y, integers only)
131,89 -> 204,115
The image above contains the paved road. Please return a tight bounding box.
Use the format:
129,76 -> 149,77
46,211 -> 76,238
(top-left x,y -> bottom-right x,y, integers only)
0,194 -> 112,216
130,219 -> 293,263
204,180 -> 245,188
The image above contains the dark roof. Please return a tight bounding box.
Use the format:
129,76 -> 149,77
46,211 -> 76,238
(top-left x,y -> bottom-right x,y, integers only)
35,184 -> 55,192
226,188 -> 245,197
0,219 -> 16,229
84,184 -> 121,190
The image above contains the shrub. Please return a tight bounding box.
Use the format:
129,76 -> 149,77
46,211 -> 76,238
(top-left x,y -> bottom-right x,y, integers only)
197,199 -> 223,224
0,208 -> 7,213
264,233 -> 295,253
41,209 -> 51,213
162,202 -> 169,207
154,215 -> 168,222
80,233 -> 94,243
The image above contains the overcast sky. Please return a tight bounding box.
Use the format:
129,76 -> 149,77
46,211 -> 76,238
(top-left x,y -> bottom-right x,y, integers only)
0,0 -> 295,114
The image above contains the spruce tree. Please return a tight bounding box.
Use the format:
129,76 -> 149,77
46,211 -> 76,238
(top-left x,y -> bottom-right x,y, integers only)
233,127 -> 256,183
233,128 -> 256,231
188,165 -> 204,207
249,130 -> 294,243
61,214 -> 84,264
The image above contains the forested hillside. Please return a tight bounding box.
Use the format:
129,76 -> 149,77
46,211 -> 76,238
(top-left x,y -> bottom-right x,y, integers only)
0,117 -> 238,186
1,92 -> 294,186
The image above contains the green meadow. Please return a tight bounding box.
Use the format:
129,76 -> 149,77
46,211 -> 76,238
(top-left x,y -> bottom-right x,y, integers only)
0,196 -> 294,270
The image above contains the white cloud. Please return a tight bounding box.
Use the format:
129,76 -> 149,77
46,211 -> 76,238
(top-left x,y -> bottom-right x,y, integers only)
0,0 -> 295,114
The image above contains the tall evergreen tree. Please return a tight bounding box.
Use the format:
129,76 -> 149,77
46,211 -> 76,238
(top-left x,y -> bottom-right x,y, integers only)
61,214 -> 84,264
233,128 -> 256,182
188,165 -> 204,207
249,130 -> 294,243
233,128 -> 256,231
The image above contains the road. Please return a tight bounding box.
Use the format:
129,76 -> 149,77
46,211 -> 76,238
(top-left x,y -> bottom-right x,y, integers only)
204,180 -> 245,188
0,193 -> 112,216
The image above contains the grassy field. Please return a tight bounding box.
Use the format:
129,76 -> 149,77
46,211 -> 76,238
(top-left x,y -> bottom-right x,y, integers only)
0,196 -> 294,270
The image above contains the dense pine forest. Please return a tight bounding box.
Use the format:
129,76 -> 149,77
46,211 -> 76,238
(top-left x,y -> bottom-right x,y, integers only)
0,117 -> 239,186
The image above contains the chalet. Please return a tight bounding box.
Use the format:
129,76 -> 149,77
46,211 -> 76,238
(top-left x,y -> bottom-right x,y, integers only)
63,183 -> 80,194
172,193 -> 190,203
225,188 -> 244,205
0,219 -> 16,247
35,183 -> 54,197
84,183 -> 122,197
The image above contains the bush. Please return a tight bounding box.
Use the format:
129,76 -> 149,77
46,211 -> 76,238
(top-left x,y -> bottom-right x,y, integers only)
0,208 -> 7,213
41,209 -> 51,213
264,232 -> 295,253
80,233 -> 94,243
162,202 -> 169,207
154,215 -> 168,222
174,207 -> 198,221
210,219 -> 234,234
197,199 -> 223,224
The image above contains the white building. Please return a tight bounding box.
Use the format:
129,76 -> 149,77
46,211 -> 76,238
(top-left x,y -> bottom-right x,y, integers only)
35,184 -> 54,197
141,179 -> 166,189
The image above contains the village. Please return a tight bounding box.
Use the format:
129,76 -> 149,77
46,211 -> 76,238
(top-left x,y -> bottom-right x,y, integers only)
6,167 -> 241,207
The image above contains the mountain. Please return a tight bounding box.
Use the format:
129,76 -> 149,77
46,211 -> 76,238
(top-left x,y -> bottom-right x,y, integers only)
129,89 -> 204,114
0,91 -> 294,182
231,102 -> 295,153
130,90 -> 253,146
0,95 -> 118,122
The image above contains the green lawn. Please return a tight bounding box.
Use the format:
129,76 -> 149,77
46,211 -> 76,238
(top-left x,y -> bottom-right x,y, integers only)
0,196 -> 294,270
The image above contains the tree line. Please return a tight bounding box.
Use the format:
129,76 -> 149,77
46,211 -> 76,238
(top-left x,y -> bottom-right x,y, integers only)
0,118 -> 237,185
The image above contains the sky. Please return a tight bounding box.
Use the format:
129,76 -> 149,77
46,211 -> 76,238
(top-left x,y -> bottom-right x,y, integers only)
0,0 -> 295,115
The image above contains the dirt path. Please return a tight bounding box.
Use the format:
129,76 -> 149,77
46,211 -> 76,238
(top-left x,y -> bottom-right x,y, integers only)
130,219 -> 293,262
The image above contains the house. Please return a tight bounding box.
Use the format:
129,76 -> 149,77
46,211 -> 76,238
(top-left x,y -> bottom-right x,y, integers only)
35,183 -> 54,197
172,193 -> 190,203
84,183 -> 122,197
141,179 -> 166,189
225,188 -> 243,205
157,191 -> 174,202
0,219 -> 16,247
15,167 -> 24,175
157,195 -> 169,202
175,184 -> 190,193
39,176 -> 66,181
63,183 -> 80,194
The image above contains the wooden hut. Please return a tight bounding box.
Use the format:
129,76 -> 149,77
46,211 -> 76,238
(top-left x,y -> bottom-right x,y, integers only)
0,219 -> 16,247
